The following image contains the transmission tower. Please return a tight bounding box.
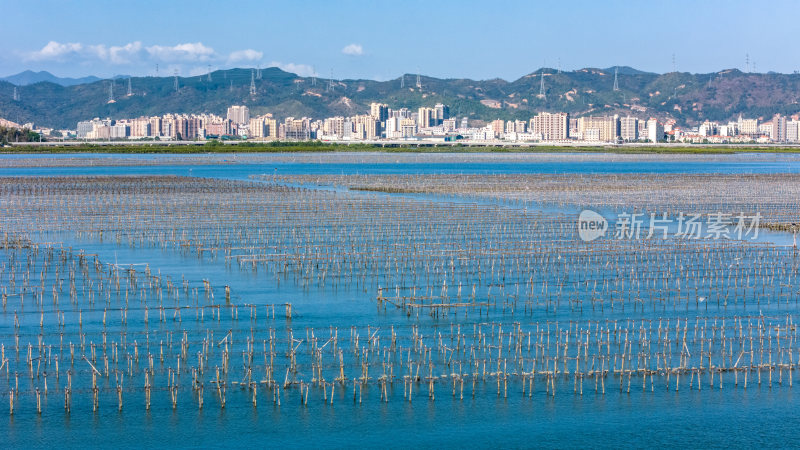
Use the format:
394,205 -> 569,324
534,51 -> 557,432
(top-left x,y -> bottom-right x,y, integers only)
256,64 -> 262,80
745,53 -> 750,73
613,67 -> 619,91
156,64 -> 159,77
250,69 -> 257,96
173,70 -> 179,92
539,70 -> 546,100
400,74 -> 404,89
207,65 -> 212,82
416,68 -> 422,89
12,86 -> 19,101
127,77 -> 132,96
672,53 -> 677,73
311,66 -> 316,86
107,81 -> 114,103
327,69 -> 334,93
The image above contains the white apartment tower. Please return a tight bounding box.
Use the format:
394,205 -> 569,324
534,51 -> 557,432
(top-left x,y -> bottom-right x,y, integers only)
531,112 -> 569,140
620,116 -> 638,141
227,105 -> 250,125
646,118 -> 663,143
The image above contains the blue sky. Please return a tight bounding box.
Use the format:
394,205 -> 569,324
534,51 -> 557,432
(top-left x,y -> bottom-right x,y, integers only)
2,0 -> 799,81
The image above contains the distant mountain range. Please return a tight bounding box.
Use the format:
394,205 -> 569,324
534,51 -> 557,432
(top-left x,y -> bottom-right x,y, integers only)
1,70 -> 102,87
1,66 -> 799,129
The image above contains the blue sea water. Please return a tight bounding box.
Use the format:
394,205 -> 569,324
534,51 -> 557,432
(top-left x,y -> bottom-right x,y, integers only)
2,152 -> 800,448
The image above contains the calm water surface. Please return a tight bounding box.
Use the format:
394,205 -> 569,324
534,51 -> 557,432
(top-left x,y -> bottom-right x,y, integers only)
2,152 -> 799,448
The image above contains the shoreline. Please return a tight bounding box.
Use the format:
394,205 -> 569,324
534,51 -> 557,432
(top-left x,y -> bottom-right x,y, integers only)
6,142 -> 800,154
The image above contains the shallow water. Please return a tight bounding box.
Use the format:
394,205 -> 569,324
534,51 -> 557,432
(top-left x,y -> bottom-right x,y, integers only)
2,152 -> 799,448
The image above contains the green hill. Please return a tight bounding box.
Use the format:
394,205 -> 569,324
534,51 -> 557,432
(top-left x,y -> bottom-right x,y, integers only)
2,66 -> 799,129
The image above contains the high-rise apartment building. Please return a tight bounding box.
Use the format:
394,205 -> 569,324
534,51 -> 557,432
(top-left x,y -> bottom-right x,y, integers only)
284,117 -> 311,140
161,114 -> 176,138
131,118 -> 152,137
647,118 -> 663,143
246,114 -> 276,139
249,117 -> 266,138
619,116 -> 638,141
400,119 -> 417,138
227,105 -> 250,125
531,112 -> 569,140
370,103 -> 389,121
772,114 -> 787,142
353,114 -> 380,139
385,117 -> 400,138
149,116 -> 162,137
110,123 -> 129,139
265,118 -> 277,139
434,103 -> 449,125
490,119 -> 505,137
738,116 -> 759,135
787,120 -> 800,142
176,115 -> 202,140
577,115 -> 619,142
418,107 -> 434,128
323,116 -> 346,138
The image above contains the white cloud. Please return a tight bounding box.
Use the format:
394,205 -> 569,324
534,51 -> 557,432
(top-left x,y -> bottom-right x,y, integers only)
269,61 -> 316,77
26,41 -> 217,65
108,42 -> 143,64
22,41 -> 292,76
145,42 -> 215,62
26,41 -> 83,61
85,41 -> 144,64
228,49 -> 263,64
341,43 -> 364,56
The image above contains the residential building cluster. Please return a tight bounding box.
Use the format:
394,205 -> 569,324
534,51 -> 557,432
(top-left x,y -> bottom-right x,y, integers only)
74,103 -> 800,144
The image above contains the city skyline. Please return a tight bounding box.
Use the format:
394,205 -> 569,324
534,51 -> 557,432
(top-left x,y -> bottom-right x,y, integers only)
2,0 -> 800,81
68,101 -> 797,146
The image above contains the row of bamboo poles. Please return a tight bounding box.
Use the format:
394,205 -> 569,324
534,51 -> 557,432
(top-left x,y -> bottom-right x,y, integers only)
1,172 -> 799,415
1,176 -> 798,319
